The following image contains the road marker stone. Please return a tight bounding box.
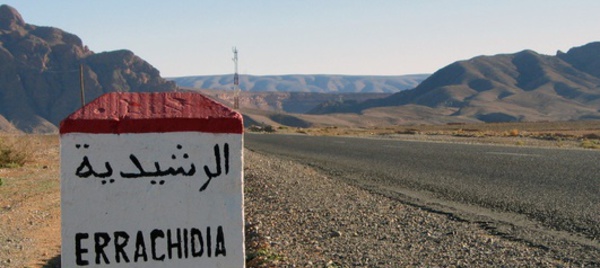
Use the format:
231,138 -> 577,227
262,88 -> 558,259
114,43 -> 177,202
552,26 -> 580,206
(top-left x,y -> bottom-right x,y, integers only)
60,92 -> 245,267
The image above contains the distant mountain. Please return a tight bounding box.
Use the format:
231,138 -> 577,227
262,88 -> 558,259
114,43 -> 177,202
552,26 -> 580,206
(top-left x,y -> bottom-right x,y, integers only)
186,88 -> 391,114
0,5 -> 176,133
171,74 -> 429,93
311,42 -> 600,123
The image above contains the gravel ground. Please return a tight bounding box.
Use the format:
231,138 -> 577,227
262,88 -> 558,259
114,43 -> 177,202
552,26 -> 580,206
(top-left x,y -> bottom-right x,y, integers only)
243,149 -> 588,267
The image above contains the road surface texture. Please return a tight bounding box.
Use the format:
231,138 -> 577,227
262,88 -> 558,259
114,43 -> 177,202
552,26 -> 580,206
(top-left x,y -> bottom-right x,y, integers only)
245,133 -> 600,266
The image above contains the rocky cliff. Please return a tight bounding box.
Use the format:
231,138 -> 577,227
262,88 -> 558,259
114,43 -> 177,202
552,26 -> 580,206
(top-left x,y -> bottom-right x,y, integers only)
0,5 -> 176,133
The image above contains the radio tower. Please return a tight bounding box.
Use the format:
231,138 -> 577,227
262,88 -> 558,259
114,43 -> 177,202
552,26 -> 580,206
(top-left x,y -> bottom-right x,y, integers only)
232,47 -> 240,109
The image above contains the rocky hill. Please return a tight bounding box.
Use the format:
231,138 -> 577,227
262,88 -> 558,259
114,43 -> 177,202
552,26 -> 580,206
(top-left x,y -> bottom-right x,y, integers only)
310,42 -> 600,123
172,74 -> 428,93
0,5 -> 176,133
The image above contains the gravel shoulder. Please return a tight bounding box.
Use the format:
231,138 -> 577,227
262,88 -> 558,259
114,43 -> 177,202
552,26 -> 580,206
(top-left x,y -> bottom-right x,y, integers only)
244,148 -> 591,267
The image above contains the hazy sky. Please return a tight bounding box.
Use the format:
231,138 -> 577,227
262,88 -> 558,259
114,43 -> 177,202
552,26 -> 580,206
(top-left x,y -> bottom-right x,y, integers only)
3,1 -> 600,77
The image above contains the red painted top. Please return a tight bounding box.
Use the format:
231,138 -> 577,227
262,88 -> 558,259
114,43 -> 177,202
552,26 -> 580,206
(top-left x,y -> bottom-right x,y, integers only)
60,92 -> 243,134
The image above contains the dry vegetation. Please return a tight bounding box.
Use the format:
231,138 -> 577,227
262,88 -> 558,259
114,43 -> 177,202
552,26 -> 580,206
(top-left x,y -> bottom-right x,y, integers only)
0,136 -> 31,168
264,120 -> 600,150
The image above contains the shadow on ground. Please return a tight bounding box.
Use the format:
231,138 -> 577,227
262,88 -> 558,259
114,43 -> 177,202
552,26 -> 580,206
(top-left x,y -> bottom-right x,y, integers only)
43,254 -> 60,268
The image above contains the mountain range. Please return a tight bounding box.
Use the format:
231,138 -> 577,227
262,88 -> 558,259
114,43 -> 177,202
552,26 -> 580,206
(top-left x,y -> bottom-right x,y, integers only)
308,42 -> 600,123
172,74 -> 428,93
0,5 -> 176,133
2,4 -> 600,132
187,88 -> 390,114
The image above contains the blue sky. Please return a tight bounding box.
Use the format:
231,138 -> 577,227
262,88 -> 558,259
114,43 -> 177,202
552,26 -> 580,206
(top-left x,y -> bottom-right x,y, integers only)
3,1 -> 600,77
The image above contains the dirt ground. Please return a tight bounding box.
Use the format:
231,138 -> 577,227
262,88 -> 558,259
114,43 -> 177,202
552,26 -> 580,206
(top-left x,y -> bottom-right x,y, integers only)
0,135 -> 61,267
1,120 -> 599,267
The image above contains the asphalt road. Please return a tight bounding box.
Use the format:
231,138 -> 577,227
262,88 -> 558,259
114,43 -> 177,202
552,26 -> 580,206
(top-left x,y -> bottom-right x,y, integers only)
245,133 -> 600,242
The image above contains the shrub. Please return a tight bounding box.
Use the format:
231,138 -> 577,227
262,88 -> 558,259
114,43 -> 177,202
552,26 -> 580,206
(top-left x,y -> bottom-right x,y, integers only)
582,133 -> 600,140
0,136 -> 29,168
247,124 -> 276,133
581,139 -> 600,149
515,140 -> 525,146
263,125 -> 275,133
397,128 -> 419,135
296,130 -> 307,134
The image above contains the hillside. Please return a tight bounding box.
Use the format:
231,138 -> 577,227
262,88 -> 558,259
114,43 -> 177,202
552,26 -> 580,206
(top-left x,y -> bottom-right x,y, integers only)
311,42 -> 600,123
189,88 -> 390,114
0,5 -> 176,133
172,74 -> 428,93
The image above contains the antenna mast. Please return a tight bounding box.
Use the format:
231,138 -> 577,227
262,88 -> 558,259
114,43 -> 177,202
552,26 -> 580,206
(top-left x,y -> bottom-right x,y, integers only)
232,47 -> 240,109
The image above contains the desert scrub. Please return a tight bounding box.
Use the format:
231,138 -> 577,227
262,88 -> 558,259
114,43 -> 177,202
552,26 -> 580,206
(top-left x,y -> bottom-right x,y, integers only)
245,219 -> 286,267
246,248 -> 285,266
515,140 -> 525,146
581,139 -> 600,149
0,136 -> 30,168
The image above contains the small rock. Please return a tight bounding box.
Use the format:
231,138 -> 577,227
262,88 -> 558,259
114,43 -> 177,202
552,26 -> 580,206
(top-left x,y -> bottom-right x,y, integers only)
330,230 -> 342,238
